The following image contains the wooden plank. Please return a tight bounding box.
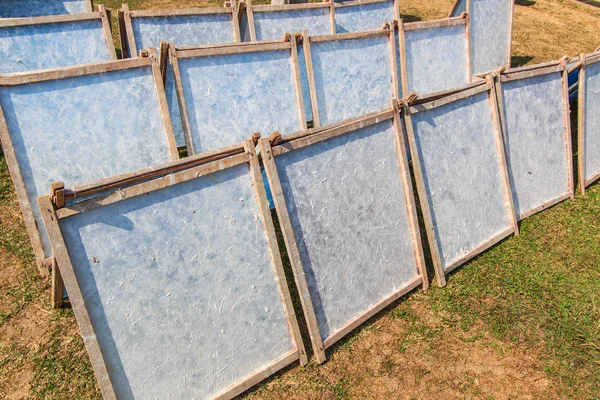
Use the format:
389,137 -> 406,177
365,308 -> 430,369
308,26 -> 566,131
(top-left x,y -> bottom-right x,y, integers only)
98,5 -> 118,61
63,143 -> 246,202
244,141 -> 308,366
0,12 -> 101,28
409,81 -> 491,113
322,276 -> 423,349
302,30 -> 320,127
397,19 -> 409,98
402,108 -> 446,287
280,108 -> 394,143
310,27 -> 389,43
122,4 -> 137,58
389,23 -> 400,100
258,138 -> 327,364
246,0 -> 257,42
272,108 -> 394,155
251,2 -> 332,12
0,57 -> 152,86
504,60 -> 561,74
290,37 -> 308,130
403,15 -> 467,31
57,152 -> 250,219
169,44 -> 196,155
412,80 -> 486,105
487,75 -> 519,236
129,7 -> 234,18
37,195 -> 118,400
212,350 -> 299,400
507,0 -> 515,68
390,100 -> 428,289
328,1 -> 336,34
231,0 -> 241,43
51,257 -> 64,308
586,51 -> 600,65
176,41 -> 292,58
85,0 -> 93,12
148,48 -> 179,160
500,64 -> 564,82
333,0 -> 390,9
465,12 -> 472,81
117,8 -> 129,58
579,53 -> 587,194
159,41 -> 169,86
0,104 -> 47,274
561,61 -> 575,198
584,170 -> 600,188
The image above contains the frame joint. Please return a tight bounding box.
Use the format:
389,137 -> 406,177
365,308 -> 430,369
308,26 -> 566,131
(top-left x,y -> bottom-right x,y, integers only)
50,182 -> 66,209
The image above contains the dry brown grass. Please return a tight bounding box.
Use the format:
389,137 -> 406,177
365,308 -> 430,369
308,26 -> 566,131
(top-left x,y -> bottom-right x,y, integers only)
0,1 -> 599,399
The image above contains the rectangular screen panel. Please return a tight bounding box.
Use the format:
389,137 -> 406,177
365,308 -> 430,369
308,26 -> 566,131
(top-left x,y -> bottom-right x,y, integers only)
0,59 -> 177,268
172,43 -> 305,155
580,55 -> 600,192
261,111 -> 426,361
405,83 -> 516,285
334,0 -> 396,34
0,17 -> 114,74
467,0 -> 513,75
0,0 -> 90,17
498,67 -> 572,219
39,151 -> 305,399
305,30 -> 396,127
400,18 -> 470,96
123,7 -> 239,148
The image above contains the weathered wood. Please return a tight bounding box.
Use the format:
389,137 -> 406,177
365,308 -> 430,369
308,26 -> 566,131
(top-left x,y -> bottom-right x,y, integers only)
389,23 -> 400,99
561,60 -> 575,198
231,0 -> 241,42
169,44 -> 196,155
121,4 -> 137,58
333,0 -> 391,9
403,14 -> 467,31
251,2 -> 332,12
397,19 -> 410,98
85,0 -> 93,12
0,57 -> 152,86
58,152 -> 250,219
309,27 -> 389,43
401,107 -> 446,287
51,257 -> 64,308
302,30 -> 320,127
409,81 -> 491,113
487,75 -> 519,234
246,0 -> 257,42
129,7 -> 234,18
147,48 -> 179,160
390,100 -> 428,289
37,195 -> 118,400
272,108 -> 394,155
98,5 -> 117,60
0,12 -> 100,27
176,41 -> 292,58
244,141 -> 308,366
290,37 -> 308,130
500,64 -> 564,82
258,138 -> 327,364
578,53 -> 587,195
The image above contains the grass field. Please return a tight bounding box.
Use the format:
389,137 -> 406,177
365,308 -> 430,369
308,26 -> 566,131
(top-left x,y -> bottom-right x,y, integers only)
1,0 -> 600,398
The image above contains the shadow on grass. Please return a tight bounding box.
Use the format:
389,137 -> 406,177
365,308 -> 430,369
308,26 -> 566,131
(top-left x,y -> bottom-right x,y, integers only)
511,55 -> 535,68
399,14 -> 422,23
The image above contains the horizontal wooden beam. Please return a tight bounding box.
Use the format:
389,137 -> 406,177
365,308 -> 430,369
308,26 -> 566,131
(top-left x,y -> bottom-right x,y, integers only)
334,0 -> 390,9
409,82 -> 491,114
129,7 -> 233,18
403,14 -> 467,31
500,64 -> 564,82
0,57 -> 152,86
58,152 -> 250,219
64,143 -> 247,202
0,12 -> 101,28
176,41 -> 292,58
309,28 -> 389,43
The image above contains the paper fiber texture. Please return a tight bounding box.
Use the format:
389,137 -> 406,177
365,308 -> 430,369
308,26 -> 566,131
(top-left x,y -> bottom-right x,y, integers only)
0,0 -> 87,17
334,1 -> 395,33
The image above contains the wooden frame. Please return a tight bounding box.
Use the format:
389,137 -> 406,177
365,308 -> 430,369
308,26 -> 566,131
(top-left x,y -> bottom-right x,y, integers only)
259,105 -> 428,363
403,78 -> 519,287
578,51 -> 600,194
38,139 -> 307,400
0,53 -> 178,297
302,26 -> 399,127
119,1 -> 241,58
494,60 -> 574,216
396,13 -> 471,97
0,7 -> 117,61
245,0 -> 335,42
169,37 -> 306,155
